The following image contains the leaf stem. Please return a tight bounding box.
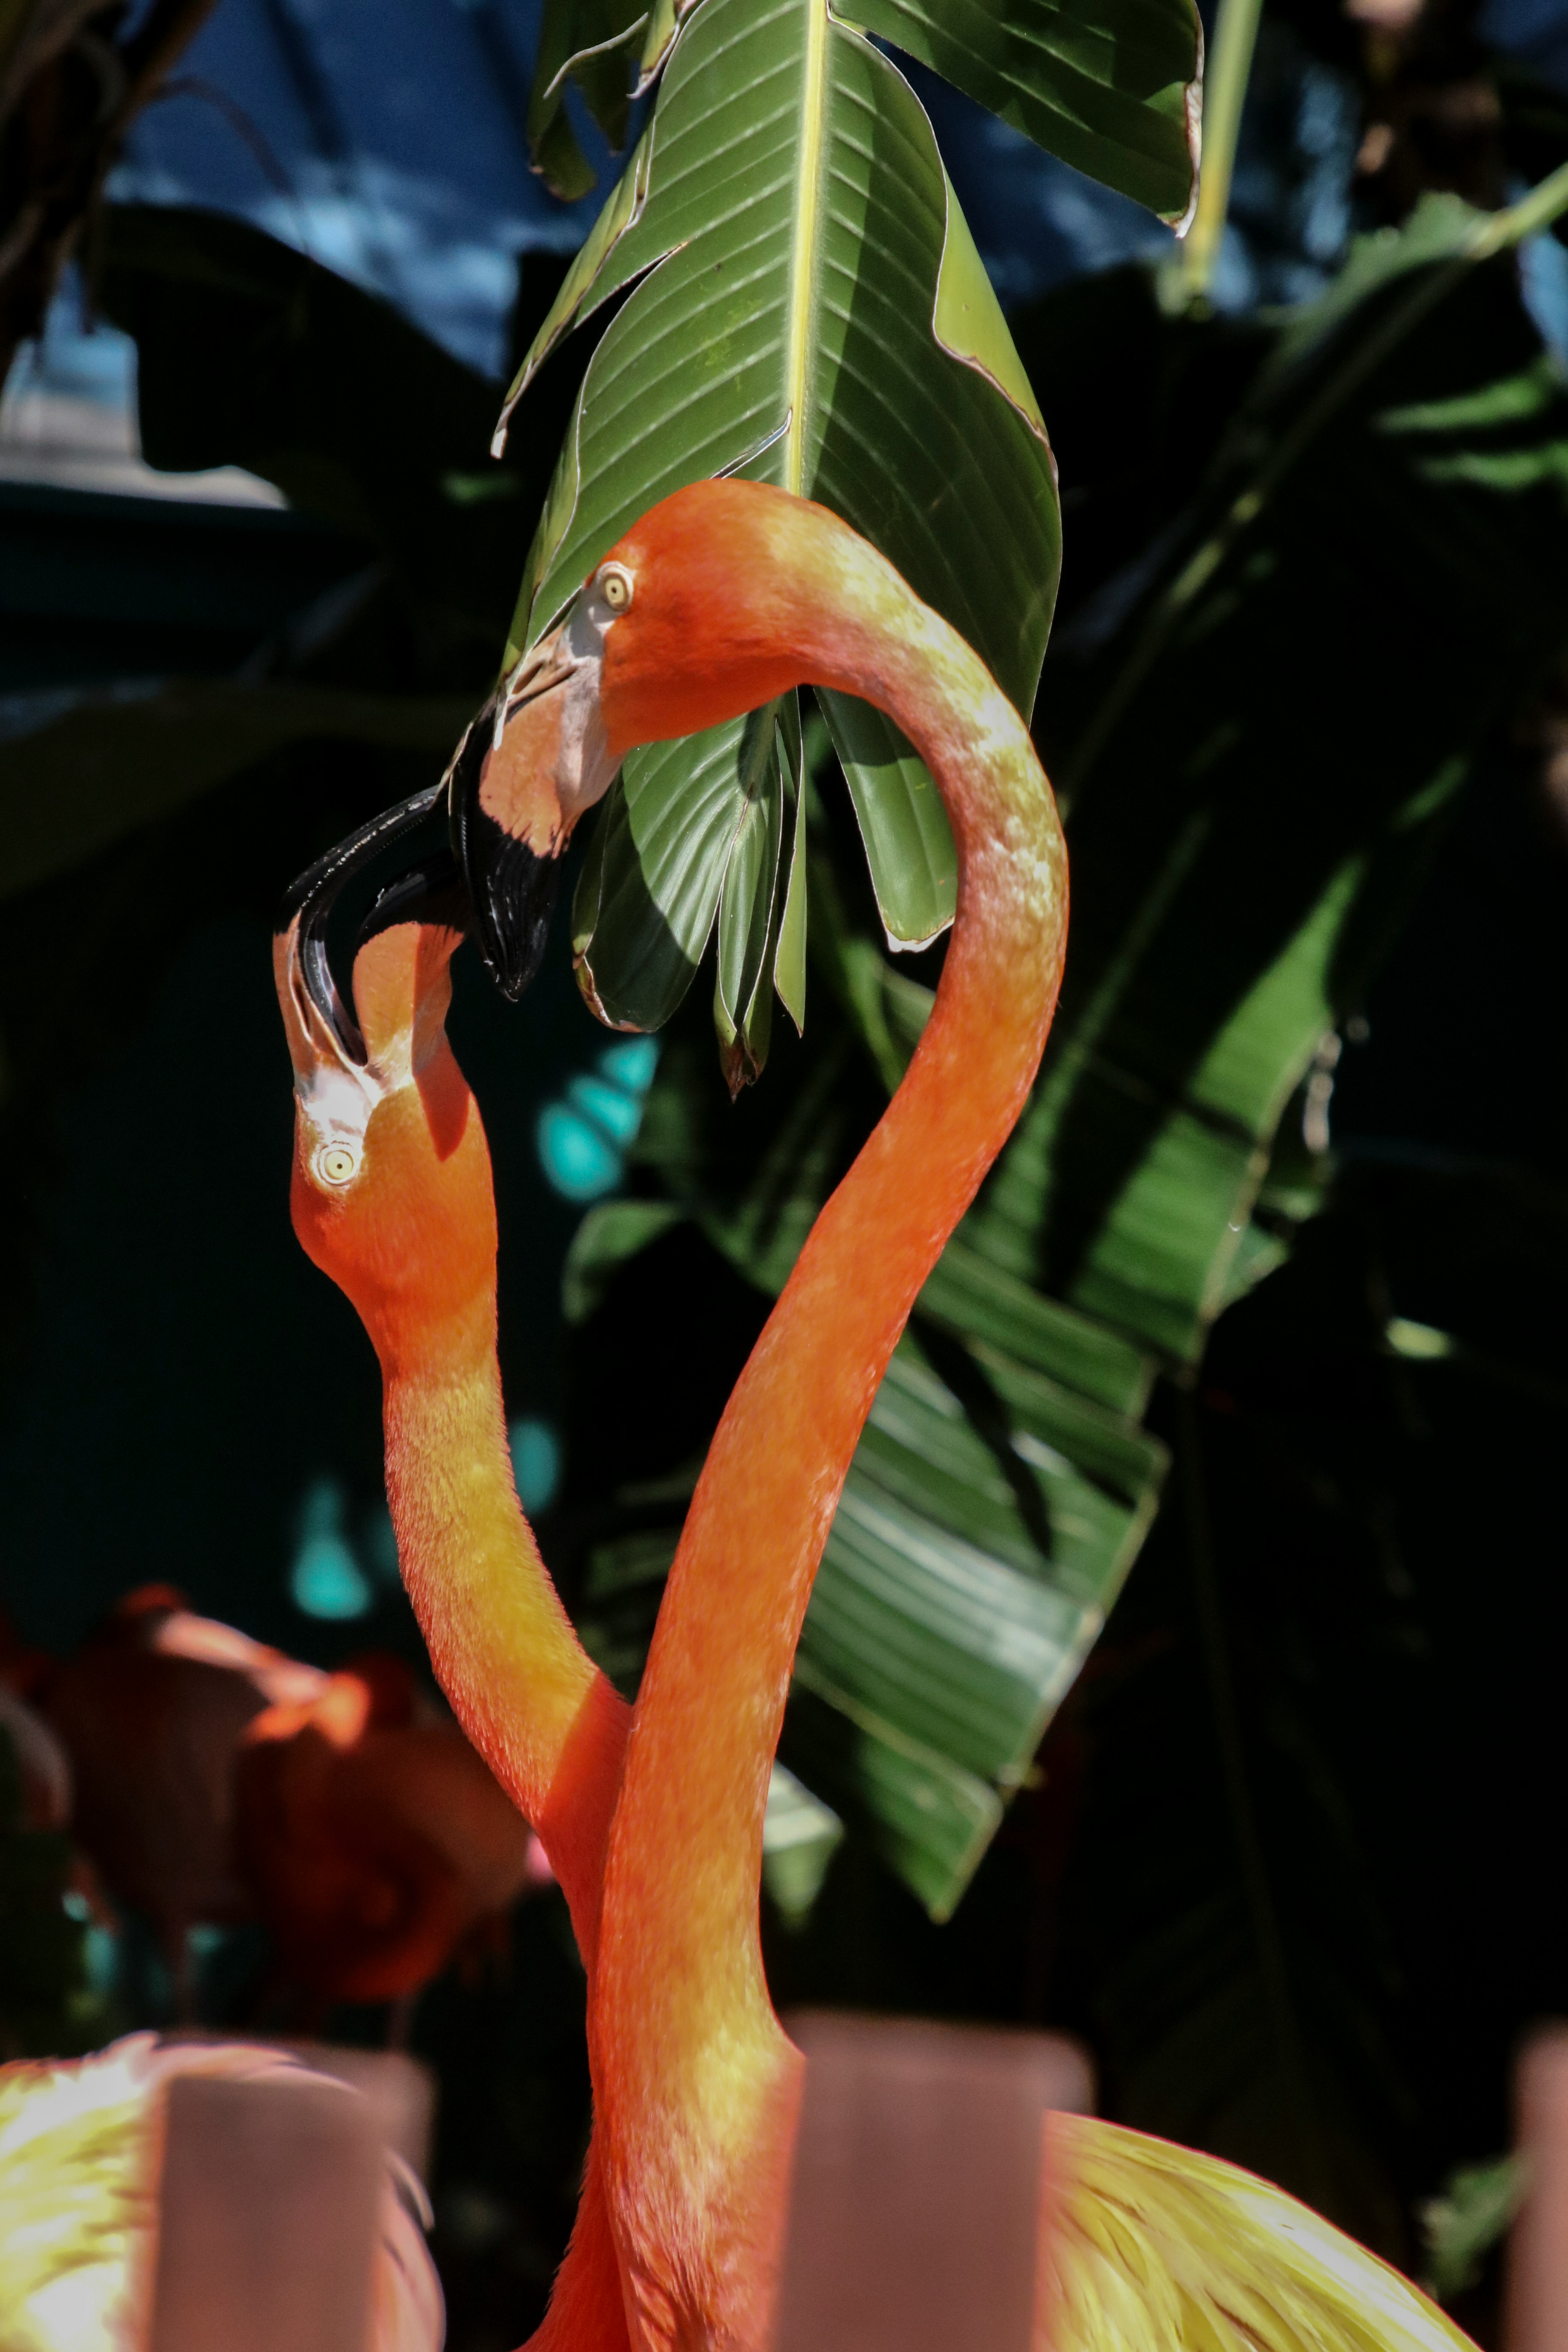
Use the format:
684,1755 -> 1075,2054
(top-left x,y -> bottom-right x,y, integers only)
1472,157 -> 1568,254
1176,0 -> 1265,304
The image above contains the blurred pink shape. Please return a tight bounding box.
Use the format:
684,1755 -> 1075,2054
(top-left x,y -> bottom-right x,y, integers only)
1507,2029 -> 1568,2352
278,2043 -> 437,2185
149,2069 -> 385,2352
0,2035 -> 442,2352
777,2012 -> 1093,2352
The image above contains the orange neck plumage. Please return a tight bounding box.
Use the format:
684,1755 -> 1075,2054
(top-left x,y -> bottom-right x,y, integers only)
280,915 -> 634,2352
577,482 -> 1068,2352
280,481 -> 1066,2352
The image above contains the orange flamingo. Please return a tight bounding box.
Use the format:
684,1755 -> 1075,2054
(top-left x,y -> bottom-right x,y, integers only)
279,481 -> 1476,2352
275,824 -> 633,2352
235,1654 -> 550,2018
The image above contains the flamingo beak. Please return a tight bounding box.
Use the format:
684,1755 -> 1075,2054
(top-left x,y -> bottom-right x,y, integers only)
274,786 -> 469,1183
447,598 -> 619,1002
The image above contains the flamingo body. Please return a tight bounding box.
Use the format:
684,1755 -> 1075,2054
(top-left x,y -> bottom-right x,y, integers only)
278,479 -> 1476,2352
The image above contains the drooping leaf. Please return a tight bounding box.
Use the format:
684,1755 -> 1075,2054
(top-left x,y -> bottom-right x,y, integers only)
499,0 -> 1060,1038
634,0 -> 696,89
852,0 -> 1201,226
712,699 -> 799,1094
526,0 -> 649,199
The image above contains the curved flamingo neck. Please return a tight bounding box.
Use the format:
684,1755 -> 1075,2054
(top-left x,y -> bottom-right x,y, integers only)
363,1099 -> 635,2352
590,525 -> 1068,2352
380,1343 -> 625,1971
283,925 -> 635,2348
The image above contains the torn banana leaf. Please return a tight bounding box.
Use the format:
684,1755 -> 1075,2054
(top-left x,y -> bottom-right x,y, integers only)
526,0 -> 649,200
498,0 -> 1060,1060
853,0 -> 1201,227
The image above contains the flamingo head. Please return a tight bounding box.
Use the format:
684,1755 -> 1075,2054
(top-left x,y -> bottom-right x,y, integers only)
452,479 -> 895,997
274,796 -> 496,1366
448,580 -> 622,1002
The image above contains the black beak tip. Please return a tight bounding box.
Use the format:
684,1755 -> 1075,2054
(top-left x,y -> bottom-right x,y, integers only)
469,825 -> 565,1004
450,743 -> 565,1002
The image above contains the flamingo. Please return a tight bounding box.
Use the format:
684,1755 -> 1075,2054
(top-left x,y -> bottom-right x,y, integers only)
278,479 -> 1477,2352
275,824 -> 634,2352
234,1654 -> 551,2019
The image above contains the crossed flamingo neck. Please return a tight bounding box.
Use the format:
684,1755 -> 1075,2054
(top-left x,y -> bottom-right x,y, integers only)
285,492 -> 1066,2352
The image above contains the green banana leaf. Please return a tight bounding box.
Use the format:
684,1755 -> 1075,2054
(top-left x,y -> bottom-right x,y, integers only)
566,191 -> 1568,1918
539,0 -> 1202,225
527,0 -> 649,199
851,0 -> 1200,224
496,0 -> 1060,1070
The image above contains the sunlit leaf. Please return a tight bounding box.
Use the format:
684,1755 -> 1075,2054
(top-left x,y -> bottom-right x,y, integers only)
500,0 -> 1059,1027
526,0 -> 649,198
854,0 -> 1201,226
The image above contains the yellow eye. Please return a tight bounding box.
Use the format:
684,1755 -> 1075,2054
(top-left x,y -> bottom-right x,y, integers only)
316,1143 -> 359,1187
599,564 -> 633,612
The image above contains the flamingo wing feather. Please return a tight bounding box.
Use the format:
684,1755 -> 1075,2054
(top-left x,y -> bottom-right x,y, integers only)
1039,2115 -> 1478,2352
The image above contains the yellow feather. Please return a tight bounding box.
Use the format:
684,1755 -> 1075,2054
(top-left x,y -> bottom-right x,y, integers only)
1039,2115 -> 1480,2352
0,2038 -> 176,2351
0,2035 -> 443,2352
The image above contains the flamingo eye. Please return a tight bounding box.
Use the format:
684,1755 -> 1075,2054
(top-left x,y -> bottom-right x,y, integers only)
315,1143 -> 360,1187
598,564 -> 633,612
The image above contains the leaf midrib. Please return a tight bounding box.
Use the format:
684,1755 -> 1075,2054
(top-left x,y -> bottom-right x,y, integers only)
783,0 -> 830,493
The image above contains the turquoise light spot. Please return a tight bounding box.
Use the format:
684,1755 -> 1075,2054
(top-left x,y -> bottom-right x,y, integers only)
291,1534 -> 373,1620
84,1924 -> 120,1999
600,1038 -> 659,1093
568,1073 -> 644,1147
289,1477 -> 372,1618
537,1103 -> 622,1201
509,1417 -> 562,1515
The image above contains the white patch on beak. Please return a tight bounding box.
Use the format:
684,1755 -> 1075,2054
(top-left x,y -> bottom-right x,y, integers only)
495,585 -> 623,831
273,919 -> 383,1191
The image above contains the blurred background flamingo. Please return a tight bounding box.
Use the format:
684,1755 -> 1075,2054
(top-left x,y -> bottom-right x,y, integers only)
236,1652 -> 549,2028
20,1582 -> 544,2034
38,1586 -> 328,2014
